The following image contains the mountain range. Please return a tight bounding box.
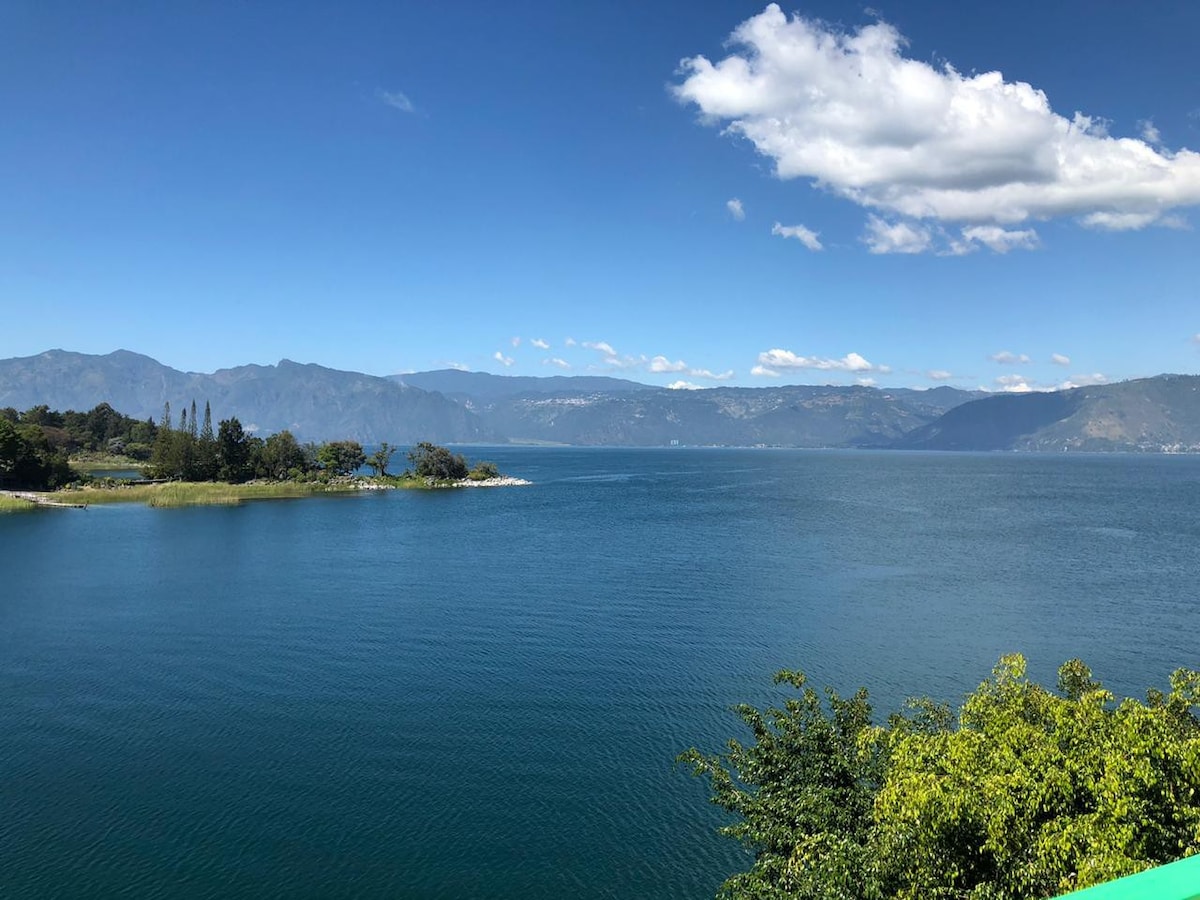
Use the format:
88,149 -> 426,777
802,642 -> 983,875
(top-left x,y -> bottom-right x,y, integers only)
1,350 -> 1198,451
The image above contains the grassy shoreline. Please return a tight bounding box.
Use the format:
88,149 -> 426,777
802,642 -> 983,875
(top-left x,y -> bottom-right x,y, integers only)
0,493 -> 39,513
6,473 -> 527,510
54,480 -> 362,508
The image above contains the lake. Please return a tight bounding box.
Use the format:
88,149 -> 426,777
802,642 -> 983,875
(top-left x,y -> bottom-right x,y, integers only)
3,448 -> 1199,898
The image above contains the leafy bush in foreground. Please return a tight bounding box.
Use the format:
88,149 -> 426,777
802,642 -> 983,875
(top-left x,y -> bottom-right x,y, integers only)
682,655 -> 1200,899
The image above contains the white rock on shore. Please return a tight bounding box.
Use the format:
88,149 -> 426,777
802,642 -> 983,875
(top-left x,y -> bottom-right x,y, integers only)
452,476 -> 532,488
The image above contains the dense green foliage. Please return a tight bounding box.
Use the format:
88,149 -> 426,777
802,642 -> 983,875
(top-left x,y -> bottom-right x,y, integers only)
407,441 -> 469,481
0,402 -> 151,489
148,403 -> 361,482
316,440 -> 366,476
683,655 -> 1200,900
2,401 -> 497,490
467,460 -> 500,480
0,417 -> 72,489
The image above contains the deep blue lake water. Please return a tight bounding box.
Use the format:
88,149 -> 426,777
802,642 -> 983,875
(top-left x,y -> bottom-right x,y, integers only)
3,448 -> 1199,898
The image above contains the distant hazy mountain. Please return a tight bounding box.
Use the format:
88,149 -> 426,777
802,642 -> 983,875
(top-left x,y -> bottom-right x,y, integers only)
0,350 -> 488,443
22,348 -> 1162,449
470,383 -> 976,446
391,369 -> 653,404
894,375 -> 1200,451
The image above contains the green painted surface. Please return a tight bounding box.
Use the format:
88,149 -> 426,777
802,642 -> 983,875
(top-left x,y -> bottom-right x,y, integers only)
1057,855 -> 1200,899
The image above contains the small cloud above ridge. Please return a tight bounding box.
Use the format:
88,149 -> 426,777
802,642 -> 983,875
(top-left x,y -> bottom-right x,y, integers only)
756,348 -> 888,375
377,88 -> 416,114
991,351 -> 1031,365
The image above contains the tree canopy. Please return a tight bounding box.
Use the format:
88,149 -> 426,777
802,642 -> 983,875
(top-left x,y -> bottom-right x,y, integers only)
1,413 -> 79,489
1,401 -> 503,491
683,655 -> 1200,899
407,441 -> 469,481
366,442 -> 395,477
317,440 -> 366,476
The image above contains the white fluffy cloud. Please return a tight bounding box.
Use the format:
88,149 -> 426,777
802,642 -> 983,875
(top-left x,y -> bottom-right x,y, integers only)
689,367 -> 735,381
649,355 -> 689,373
991,350 -> 1031,365
649,356 -> 734,380
960,225 -> 1040,253
531,338 -> 550,350
675,5 -> 1200,253
545,357 -> 570,369
1059,373 -> 1109,389
863,216 -> 931,254
583,340 -> 617,357
511,336 -> 521,347
493,351 -> 514,368
984,371 -> 1108,392
927,369 -> 953,381
667,380 -> 704,390
771,221 -> 823,250
727,198 -> 746,220
755,348 -> 888,377
995,374 -> 1035,393
1051,353 -> 1071,366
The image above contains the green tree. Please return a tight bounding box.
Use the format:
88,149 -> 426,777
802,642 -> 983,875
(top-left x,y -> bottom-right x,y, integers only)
366,442 -> 395,477
317,440 -> 366,476
407,441 -> 468,481
194,401 -> 218,480
216,418 -> 251,483
258,430 -> 306,480
0,418 -> 73,489
468,460 -> 500,480
126,418 -> 157,461
683,656 -> 1200,900
200,402 -> 213,443
20,404 -> 63,427
83,403 -> 125,448
0,417 -> 31,487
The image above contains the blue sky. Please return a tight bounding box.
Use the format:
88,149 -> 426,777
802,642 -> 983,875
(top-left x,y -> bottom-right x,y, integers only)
3,1 -> 1198,393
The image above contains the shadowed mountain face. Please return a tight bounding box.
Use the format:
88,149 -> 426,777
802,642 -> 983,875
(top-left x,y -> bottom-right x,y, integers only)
893,375 -> 1200,451
19,350 -> 1200,451
893,391 -> 1084,451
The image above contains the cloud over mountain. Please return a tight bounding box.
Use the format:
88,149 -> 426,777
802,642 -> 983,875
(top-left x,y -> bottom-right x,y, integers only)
753,348 -> 888,377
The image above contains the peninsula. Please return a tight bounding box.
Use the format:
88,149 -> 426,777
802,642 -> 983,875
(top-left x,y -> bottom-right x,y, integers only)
0,403 -> 526,510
